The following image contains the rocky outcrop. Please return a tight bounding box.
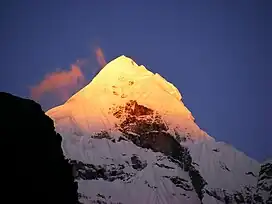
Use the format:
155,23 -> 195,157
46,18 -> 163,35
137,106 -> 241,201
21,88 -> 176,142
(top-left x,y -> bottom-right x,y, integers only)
254,160 -> 272,203
70,160 -> 136,183
1,92 -> 79,204
199,160 -> 271,204
110,100 -> 207,201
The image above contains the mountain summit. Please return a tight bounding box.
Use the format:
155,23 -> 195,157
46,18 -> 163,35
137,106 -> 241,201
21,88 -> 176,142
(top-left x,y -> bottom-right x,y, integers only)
46,56 -> 270,204
47,55 -> 211,141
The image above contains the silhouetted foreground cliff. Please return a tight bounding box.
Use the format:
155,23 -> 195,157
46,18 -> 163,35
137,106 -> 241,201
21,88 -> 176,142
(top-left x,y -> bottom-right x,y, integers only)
1,92 -> 79,204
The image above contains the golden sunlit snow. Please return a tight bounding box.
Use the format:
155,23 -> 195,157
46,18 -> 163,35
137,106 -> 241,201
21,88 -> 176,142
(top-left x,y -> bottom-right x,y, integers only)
46,55 -> 212,140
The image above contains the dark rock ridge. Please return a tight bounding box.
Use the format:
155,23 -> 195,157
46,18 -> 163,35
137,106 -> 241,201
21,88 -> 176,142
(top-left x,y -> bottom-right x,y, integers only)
254,161 -> 272,204
163,176 -> 193,191
205,186 -> 256,204
190,160 -> 272,204
78,192 -> 123,204
70,160 -> 136,183
109,100 -> 207,201
0,92 -> 79,204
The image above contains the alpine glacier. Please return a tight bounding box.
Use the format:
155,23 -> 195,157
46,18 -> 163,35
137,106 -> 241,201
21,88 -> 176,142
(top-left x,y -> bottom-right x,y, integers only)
46,56 -> 271,204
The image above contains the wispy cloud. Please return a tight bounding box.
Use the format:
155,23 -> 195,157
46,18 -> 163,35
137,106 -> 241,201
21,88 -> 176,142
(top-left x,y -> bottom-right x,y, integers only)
95,47 -> 106,67
30,47 -> 107,106
30,63 -> 85,102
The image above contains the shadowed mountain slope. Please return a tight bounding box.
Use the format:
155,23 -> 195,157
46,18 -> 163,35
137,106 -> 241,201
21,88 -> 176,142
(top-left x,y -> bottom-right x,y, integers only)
1,92 -> 79,204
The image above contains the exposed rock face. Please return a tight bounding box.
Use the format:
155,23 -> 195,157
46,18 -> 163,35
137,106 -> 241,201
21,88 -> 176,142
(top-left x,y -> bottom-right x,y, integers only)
1,92 -> 79,204
111,100 -> 207,201
67,100 -> 206,202
70,160 -> 136,183
254,160 -> 272,204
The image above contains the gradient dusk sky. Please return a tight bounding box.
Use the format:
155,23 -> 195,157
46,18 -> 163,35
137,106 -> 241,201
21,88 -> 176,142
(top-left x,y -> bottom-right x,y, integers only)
0,1 -> 271,161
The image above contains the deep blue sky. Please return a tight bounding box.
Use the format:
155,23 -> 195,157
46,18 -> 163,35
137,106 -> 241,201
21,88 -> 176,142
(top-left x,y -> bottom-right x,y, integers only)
0,1 -> 271,161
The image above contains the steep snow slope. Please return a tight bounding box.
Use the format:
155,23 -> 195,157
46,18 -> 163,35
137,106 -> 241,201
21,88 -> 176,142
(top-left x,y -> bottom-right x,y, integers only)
47,55 -> 264,204
63,134 -> 200,204
187,141 -> 260,203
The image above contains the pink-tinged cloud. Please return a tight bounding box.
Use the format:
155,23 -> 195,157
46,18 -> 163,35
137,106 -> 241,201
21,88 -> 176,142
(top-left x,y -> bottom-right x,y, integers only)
30,64 -> 85,102
30,47 -> 107,105
95,47 -> 106,67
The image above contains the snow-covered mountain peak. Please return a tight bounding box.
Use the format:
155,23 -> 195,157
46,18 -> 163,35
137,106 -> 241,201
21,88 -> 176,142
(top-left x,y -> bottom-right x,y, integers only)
74,55 -> 182,102
47,55 -> 212,141
44,56 -> 267,204
91,55 -> 154,86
